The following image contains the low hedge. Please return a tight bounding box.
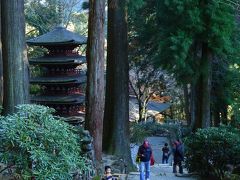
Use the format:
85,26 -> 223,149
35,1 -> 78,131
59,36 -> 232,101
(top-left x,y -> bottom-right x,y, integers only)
184,126 -> 240,179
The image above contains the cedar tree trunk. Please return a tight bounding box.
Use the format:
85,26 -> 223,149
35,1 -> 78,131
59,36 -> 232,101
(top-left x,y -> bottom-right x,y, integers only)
103,0 -> 133,170
85,0 -> 106,162
1,0 -> 29,115
0,1 -> 3,107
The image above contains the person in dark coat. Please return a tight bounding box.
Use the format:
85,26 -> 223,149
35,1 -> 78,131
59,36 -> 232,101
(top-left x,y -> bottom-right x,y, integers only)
162,142 -> 170,164
138,139 -> 152,180
172,140 -> 184,174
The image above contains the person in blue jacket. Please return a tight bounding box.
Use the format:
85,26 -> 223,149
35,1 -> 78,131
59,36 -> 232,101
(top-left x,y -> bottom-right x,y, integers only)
137,139 -> 152,180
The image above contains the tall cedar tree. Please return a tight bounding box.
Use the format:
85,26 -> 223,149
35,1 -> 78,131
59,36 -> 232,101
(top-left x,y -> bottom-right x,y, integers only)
85,0 -> 105,162
1,0 -> 29,114
103,0 -> 133,169
129,0 -> 236,130
0,1 -> 3,106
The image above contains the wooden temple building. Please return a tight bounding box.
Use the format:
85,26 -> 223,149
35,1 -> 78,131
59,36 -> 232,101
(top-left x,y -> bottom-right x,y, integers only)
27,26 -> 87,125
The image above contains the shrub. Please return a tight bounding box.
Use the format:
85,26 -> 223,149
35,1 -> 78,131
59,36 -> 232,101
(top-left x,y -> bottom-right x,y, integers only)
0,104 -> 88,179
130,122 -> 152,144
130,121 -> 188,144
184,126 -> 240,179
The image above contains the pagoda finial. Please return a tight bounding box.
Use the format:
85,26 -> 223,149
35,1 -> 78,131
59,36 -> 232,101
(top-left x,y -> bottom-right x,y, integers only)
58,0 -> 64,27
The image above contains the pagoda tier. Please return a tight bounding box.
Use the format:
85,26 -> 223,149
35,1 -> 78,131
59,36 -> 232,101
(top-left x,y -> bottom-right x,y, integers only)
29,56 -> 86,65
27,26 -> 87,124
31,94 -> 85,116
27,26 -> 87,46
31,94 -> 85,104
38,84 -> 86,96
30,75 -> 87,84
31,66 -> 86,77
30,94 -> 85,117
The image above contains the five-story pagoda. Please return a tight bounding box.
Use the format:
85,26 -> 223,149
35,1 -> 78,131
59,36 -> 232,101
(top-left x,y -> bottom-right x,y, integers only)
27,26 -> 87,125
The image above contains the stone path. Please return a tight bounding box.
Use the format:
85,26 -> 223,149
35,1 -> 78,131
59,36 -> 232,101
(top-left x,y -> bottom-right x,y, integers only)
127,137 -> 197,180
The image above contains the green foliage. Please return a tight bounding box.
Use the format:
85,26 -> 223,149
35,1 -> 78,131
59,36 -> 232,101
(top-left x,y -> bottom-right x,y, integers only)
184,126 -> 240,179
130,123 -> 152,143
130,121 -> 189,143
25,0 -> 88,37
127,0 -> 145,16
129,0 -> 237,81
92,175 -> 101,180
0,104 -> 88,179
25,0 -> 59,35
128,0 -> 239,126
30,85 -> 42,95
81,1 -> 89,10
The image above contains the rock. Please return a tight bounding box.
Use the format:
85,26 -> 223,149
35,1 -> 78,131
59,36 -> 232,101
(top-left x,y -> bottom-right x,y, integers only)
81,136 -> 93,144
82,144 -> 93,152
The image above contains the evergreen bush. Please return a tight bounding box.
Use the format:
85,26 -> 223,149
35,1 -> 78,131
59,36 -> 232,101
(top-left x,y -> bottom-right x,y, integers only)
184,126 -> 240,179
130,121 -> 189,144
0,104 -> 89,179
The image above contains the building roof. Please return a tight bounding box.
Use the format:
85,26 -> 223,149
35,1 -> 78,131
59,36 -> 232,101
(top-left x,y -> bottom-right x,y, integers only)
31,94 -> 85,104
27,26 -> 87,46
30,74 -> 86,84
29,55 -> 86,65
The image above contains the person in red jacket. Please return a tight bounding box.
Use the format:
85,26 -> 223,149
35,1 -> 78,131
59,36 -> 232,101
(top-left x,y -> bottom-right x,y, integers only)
138,139 -> 152,180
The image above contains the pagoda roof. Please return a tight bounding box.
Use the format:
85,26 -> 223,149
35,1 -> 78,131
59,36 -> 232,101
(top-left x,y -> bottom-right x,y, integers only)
30,75 -> 86,84
27,26 -> 87,46
29,56 -> 86,65
31,94 -> 85,104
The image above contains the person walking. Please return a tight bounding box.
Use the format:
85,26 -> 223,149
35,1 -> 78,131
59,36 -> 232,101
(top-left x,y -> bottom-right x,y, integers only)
172,140 -> 184,174
137,139 -> 152,180
162,143 -> 170,164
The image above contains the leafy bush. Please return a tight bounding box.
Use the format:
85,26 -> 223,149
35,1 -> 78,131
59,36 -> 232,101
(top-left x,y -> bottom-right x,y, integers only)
130,122 -> 152,143
0,104 -> 88,179
130,121 -> 189,144
184,126 -> 240,179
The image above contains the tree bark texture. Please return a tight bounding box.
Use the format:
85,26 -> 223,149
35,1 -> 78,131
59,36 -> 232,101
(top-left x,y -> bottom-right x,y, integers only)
138,100 -> 147,123
190,83 -> 196,130
103,0 -> 133,170
183,84 -> 191,125
1,0 -> 29,115
85,0 -> 105,162
213,109 -> 220,127
0,1 -> 3,107
192,42 -> 212,130
200,42 -> 212,128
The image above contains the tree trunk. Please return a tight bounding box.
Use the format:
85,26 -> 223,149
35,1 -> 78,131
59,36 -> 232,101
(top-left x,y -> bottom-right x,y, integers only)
1,0 -> 29,115
221,103 -> 228,124
193,78 -> 203,130
85,0 -> 105,163
190,83 -> 196,130
201,42 -> 212,128
138,100 -> 147,123
103,0 -> 133,170
192,42 -> 212,130
213,109 -> 220,127
0,1 -> 3,107
183,84 -> 191,125
138,99 -> 143,122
